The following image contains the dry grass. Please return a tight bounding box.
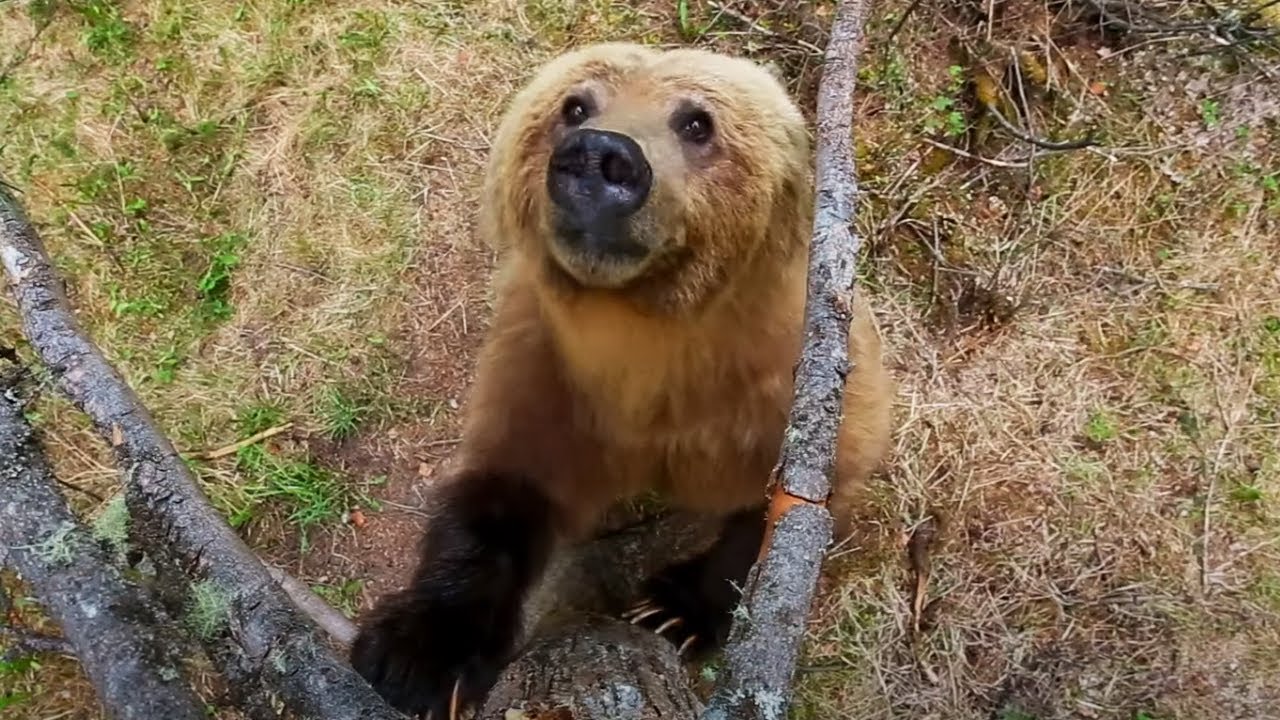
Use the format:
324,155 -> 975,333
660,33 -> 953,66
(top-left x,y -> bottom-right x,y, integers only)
2,0 -> 1279,718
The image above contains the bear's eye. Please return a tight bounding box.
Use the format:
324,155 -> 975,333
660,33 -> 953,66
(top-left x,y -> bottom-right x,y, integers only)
561,96 -> 591,126
676,109 -> 714,145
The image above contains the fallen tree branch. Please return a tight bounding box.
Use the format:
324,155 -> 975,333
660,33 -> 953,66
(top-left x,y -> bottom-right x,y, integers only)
0,184 -> 407,719
702,0 -> 873,717
0,369 -> 207,720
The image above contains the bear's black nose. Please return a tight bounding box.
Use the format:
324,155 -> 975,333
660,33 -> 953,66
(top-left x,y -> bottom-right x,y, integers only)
547,129 -> 652,228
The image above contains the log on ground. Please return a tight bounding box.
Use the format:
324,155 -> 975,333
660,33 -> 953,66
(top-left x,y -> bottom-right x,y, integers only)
480,616 -> 703,720
0,182 -> 407,720
0,368 -> 207,720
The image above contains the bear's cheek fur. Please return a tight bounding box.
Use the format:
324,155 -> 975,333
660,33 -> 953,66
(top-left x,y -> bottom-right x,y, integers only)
679,155 -> 775,266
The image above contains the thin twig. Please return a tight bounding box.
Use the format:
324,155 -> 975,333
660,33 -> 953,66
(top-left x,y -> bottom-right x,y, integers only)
187,423 -> 293,461
0,17 -> 51,84
987,104 -> 1098,151
886,0 -> 924,41
706,1 -> 825,54
264,565 -> 358,647
922,138 -> 1034,168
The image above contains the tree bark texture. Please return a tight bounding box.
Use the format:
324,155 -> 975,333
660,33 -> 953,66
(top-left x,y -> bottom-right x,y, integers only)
0,372 -> 208,720
479,617 -> 704,720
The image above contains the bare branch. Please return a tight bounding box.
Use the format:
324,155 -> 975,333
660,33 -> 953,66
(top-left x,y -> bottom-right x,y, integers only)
0,184 -> 407,720
264,564 -> 358,647
703,0 -> 873,717
0,369 -> 207,720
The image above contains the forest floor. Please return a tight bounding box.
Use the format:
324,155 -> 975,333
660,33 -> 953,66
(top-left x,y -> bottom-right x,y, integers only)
2,0 -> 1279,718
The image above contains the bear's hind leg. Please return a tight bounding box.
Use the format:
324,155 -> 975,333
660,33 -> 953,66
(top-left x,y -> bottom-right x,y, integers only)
624,506 -> 765,658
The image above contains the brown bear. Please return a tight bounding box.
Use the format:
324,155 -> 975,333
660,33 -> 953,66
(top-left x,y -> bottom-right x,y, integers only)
349,42 -> 895,717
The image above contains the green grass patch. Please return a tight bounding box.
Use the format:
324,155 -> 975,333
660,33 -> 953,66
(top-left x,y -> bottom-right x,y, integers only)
72,0 -> 136,63
314,385 -> 368,440
310,578 -> 364,618
1083,409 -> 1119,445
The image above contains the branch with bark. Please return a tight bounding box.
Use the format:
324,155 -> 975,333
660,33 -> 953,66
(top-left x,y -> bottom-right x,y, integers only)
1,183 -> 407,719
700,1 -> 872,717
0,0 -> 875,715
0,369 -> 206,720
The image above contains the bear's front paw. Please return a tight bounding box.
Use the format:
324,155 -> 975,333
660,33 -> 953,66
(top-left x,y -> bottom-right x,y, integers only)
350,591 -> 512,719
623,556 -> 741,661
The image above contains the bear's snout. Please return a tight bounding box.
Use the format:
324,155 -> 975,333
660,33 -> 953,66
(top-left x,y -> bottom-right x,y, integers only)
547,129 -> 653,235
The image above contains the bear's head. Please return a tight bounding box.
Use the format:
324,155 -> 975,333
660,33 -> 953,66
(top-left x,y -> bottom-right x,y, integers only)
480,43 -> 812,314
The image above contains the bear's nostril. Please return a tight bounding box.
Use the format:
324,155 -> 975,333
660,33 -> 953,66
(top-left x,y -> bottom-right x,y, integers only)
601,152 -> 635,188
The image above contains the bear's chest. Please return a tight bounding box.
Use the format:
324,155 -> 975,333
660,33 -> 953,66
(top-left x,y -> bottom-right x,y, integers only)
580,357 -> 794,510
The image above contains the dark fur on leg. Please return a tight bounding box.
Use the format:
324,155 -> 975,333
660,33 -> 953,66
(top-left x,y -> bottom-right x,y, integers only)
628,507 -> 765,658
349,472 -> 555,717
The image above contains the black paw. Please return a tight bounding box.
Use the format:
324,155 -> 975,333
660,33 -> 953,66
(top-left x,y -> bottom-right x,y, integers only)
350,591 -> 510,718
622,563 -> 735,659
624,508 -> 765,660
350,471 -> 557,718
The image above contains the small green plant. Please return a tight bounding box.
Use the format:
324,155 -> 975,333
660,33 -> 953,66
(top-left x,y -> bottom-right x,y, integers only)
185,580 -> 230,640
1199,98 -> 1221,128
1231,484 -> 1264,504
338,10 -> 392,52
195,232 -> 247,324
236,444 -> 350,548
0,691 -> 32,711
236,401 -> 287,435
152,345 -> 182,384
1084,409 -> 1118,445
108,284 -> 166,318
924,66 -> 969,138
0,653 -> 35,711
677,0 -> 691,33
74,0 -> 136,62
316,386 -> 366,440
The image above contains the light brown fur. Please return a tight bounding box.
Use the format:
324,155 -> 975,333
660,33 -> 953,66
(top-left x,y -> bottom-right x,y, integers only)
450,43 -> 895,539
350,44 -> 896,715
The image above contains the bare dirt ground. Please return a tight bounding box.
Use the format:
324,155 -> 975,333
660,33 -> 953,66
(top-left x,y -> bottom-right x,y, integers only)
2,1 -> 1279,719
